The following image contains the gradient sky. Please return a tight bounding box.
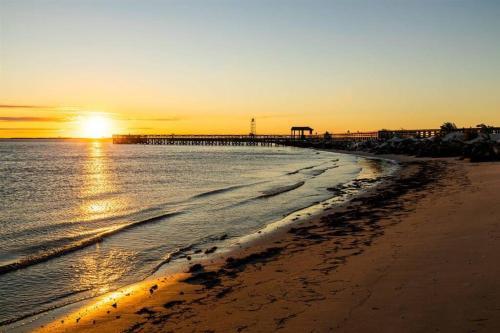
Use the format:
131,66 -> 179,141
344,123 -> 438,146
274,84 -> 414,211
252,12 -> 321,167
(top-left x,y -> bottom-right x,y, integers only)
1,0 -> 499,137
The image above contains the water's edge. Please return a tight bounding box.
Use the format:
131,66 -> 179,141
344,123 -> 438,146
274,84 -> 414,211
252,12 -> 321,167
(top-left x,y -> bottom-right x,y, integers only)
2,150 -> 399,332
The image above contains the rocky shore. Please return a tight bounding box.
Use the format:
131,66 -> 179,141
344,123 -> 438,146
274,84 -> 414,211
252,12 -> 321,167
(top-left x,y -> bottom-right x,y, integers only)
323,132 -> 500,162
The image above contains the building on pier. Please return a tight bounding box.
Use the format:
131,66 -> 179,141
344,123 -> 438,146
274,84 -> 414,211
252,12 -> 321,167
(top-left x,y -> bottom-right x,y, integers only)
290,126 -> 314,140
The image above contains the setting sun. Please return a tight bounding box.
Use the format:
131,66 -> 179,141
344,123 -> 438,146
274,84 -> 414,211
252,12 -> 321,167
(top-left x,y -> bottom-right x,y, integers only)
81,115 -> 112,138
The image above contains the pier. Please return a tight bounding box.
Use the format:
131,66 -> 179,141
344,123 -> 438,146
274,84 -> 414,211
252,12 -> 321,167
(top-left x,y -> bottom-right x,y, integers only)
112,134 -> 292,146
113,126 -> 500,146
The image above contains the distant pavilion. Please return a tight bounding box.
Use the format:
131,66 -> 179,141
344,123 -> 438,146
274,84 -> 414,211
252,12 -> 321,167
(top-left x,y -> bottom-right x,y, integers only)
291,126 -> 314,140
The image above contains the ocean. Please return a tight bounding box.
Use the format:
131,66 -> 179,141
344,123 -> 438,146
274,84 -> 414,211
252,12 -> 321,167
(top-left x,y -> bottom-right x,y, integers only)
0,140 -> 395,329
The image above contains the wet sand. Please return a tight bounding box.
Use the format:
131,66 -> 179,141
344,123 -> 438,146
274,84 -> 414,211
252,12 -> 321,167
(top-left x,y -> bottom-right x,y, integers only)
34,155 -> 500,333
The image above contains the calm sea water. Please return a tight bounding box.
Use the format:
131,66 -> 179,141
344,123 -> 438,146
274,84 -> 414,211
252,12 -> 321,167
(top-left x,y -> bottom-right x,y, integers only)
0,140 -> 392,328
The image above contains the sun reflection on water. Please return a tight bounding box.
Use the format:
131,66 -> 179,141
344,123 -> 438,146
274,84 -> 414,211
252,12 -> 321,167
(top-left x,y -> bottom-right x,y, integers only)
79,141 -> 119,220
76,246 -> 136,292
73,141 -> 137,293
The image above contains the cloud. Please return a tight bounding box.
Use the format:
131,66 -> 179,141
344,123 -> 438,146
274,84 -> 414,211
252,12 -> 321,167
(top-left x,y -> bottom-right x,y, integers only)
0,104 -> 52,109
118,116 -> 184,122
257,113 -> 299,119
0,116 -> 68,122
0,127 -> 57,131
149,117 -> 183,121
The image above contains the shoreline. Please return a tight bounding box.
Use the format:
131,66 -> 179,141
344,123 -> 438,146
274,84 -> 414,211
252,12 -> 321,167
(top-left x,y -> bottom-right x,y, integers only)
27,152 -> 408,332
3,150 -> 393,332
14,153 -> 500,332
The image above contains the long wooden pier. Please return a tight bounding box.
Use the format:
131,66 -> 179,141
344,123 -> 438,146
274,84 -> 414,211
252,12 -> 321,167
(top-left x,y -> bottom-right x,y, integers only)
112,134 -> 292,146
112,127 -> 500,146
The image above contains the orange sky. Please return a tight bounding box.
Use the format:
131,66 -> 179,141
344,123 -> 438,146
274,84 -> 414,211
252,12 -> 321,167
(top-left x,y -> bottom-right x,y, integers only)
1,1 -> 499,138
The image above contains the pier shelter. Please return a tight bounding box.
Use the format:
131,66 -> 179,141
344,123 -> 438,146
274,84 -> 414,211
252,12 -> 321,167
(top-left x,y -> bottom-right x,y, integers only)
291,126 -> 314,140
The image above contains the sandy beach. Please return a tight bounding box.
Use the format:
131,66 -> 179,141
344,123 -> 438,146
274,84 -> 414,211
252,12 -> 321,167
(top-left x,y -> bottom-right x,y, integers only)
33,154 -> 500,333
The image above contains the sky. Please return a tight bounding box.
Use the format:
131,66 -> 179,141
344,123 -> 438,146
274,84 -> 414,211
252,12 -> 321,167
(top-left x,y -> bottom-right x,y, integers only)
0,0 -> 499,137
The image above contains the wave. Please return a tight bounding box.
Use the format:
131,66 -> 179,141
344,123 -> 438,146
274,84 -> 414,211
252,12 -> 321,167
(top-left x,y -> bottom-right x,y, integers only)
6,229 -> 106,257
149,232 -> 230,275
149,244 -> 193,275
258,181 -> 305,198
308,169 -> 327,176
219,180 -> 308,209
191,184 -> 250,199
287,160 -> 339,176
286,165 -> 315,175
0,211 -> 184,276
0,288 -> 92,327
1,202 -> 185,242
306,165 -> 339,177
191,180 -> 269,200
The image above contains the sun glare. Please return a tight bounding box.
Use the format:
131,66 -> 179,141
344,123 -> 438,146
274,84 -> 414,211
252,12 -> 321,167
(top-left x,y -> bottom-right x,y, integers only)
82,115 -> 112,138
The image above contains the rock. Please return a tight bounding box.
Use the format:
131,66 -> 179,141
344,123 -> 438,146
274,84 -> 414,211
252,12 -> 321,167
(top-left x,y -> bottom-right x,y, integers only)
149,284 -> 158,294
188,263 -> 204,273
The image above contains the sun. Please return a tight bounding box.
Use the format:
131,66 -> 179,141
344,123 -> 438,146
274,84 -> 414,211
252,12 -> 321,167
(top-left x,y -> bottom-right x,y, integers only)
82,115 -> 112,138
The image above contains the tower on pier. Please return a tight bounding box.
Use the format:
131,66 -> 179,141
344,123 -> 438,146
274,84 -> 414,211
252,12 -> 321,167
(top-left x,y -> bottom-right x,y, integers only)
250,118 -> 256,136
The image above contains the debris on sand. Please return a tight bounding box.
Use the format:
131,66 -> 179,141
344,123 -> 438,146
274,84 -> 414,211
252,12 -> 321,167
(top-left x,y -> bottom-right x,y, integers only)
205,246 -> 218,254
149,284 -> 158,294
164,300 -> 185,309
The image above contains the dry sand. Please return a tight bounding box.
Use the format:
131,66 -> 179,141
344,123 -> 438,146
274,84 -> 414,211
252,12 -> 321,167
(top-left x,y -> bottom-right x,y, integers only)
34,156 -> 500,333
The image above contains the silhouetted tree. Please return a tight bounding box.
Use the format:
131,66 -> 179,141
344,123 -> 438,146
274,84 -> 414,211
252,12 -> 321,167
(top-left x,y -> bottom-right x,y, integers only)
477,123 -> 493,135
440,122 -> 458,134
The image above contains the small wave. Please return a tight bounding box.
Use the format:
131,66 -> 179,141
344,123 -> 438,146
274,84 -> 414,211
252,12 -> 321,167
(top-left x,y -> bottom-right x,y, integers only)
0,211 -> 184,275
2,214 -> 132,242
7,229 -> 107,257
287,160 -> 338,176
307,165 -> 339,177
150,253 -> 174,275
192,184 -> 248,199
220,181 -> 307,208
259,181 -> 305,198
308,169 -> 327,176
149,232 -> 232,275
148,243 -> 196,275
286,165 -> 315,175
37,288 -> 91,306
2,203 -> 181,242
191,181 -> 268,200
0,288 -> 92,327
